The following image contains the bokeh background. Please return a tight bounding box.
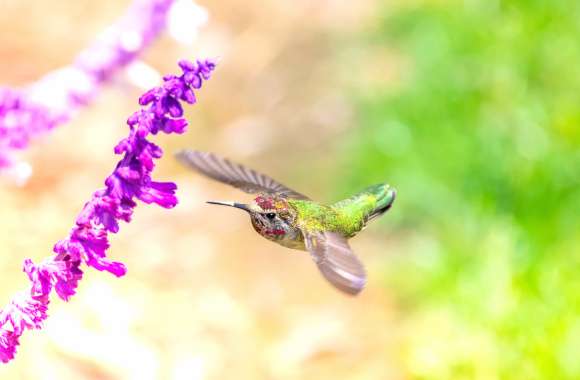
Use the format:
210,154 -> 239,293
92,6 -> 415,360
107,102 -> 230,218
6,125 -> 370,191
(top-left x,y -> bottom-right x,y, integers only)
1,0 -> 580,379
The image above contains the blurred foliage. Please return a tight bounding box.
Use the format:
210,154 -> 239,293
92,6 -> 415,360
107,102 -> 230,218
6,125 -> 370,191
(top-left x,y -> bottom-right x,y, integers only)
336,1 -> 580,379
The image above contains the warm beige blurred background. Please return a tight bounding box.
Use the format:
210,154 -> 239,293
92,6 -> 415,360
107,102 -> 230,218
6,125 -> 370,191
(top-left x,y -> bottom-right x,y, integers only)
0,1 -> 402,379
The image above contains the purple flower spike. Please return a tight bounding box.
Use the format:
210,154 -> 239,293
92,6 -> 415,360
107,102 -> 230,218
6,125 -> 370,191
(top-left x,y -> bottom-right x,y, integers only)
0,58 -> 216,363
0,0 -> 185,181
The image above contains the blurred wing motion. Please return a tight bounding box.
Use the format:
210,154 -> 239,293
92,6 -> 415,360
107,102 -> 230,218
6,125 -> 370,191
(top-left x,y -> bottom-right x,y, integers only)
305,231 -> 367,295
175,150 -> 310,200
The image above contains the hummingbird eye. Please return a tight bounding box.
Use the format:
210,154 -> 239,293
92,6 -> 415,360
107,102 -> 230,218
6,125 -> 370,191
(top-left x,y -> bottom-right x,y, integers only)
265,212 -> 276,219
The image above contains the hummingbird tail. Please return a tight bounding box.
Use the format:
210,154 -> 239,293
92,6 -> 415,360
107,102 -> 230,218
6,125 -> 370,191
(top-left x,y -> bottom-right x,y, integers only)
331,183 -> 396,225
363,184 -> 397,222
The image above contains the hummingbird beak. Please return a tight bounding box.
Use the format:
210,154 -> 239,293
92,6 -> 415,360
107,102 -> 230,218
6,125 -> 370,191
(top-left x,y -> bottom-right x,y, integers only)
206,200 -> 250,212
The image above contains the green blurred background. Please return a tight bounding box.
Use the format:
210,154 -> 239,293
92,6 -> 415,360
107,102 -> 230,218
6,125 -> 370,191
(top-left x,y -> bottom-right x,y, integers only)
1,0 -> 579,379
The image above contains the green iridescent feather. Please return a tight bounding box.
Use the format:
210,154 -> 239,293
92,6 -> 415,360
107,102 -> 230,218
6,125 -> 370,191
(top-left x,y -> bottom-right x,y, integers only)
289,184 -> 395,237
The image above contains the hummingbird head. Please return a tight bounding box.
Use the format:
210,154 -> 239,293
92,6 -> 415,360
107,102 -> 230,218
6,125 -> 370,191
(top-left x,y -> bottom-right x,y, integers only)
207,194 -> 298,240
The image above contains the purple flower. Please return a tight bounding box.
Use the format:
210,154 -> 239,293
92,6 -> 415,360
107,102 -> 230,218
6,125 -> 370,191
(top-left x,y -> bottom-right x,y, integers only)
0,291 -> 48,363
0,0 -> 179,180
23,257 -> 84,302
0,58 -> 216,363
0,330 -> 19,364
0,293 -> 48,335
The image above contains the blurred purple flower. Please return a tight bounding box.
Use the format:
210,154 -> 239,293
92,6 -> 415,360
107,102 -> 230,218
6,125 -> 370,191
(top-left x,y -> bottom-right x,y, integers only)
0,58 -> 216,363
0,0 -> 180,181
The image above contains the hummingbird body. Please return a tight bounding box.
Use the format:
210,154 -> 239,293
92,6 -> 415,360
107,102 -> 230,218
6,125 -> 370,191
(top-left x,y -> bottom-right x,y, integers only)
242,183 -> 394,251
176,150 -> 396,295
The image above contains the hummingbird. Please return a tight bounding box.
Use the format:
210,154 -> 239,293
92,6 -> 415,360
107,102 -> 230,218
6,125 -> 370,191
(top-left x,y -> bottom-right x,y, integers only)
175,150 -> 396,295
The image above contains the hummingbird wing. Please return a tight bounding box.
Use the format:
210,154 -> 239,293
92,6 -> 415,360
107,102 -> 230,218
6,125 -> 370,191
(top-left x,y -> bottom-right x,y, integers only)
175,150 -> 310,200
305,231 -> 367,295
